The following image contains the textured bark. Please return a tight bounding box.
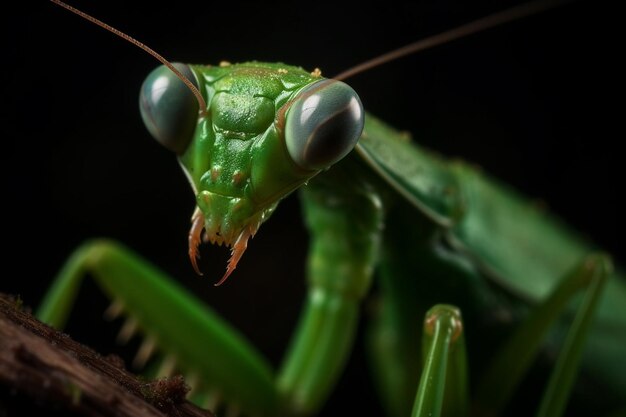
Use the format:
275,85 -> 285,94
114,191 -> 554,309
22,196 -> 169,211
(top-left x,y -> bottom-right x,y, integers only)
0,293 -> 213,417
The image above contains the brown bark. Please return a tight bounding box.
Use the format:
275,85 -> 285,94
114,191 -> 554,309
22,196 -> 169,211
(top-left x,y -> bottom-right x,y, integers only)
0,293 -> 214,417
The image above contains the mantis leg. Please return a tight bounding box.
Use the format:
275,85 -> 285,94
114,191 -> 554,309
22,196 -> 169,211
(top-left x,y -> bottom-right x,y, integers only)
36,239 -> 278,416
276,164 -> 385,416
37,164 -> 386,417
366,205 -> 497,417
474,253 -> 612,417
412,304 -> 468,417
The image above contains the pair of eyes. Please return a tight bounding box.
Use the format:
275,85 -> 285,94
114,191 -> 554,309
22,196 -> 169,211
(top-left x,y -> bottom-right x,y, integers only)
139,64 -> 364,171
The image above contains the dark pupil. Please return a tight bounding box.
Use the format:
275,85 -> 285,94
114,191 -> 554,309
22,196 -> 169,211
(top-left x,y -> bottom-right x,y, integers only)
303,105 -> 358,168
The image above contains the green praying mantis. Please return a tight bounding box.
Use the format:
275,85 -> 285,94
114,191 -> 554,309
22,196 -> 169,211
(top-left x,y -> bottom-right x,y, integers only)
3,0 -> 623,415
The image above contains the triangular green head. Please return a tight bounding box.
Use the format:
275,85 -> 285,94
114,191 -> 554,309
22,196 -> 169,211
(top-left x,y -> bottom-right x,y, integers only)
139,62 -> 364,284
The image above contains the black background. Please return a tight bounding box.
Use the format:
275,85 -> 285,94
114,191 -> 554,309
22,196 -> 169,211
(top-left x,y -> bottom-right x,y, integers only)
3,0 -> 621,415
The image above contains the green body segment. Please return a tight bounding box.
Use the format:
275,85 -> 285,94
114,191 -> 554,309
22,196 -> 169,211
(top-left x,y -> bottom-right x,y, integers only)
412,305 -> 468,417
37,239 -> 278,415
277,154 -> 385,415
535,255 -> 611,417
474,254 -> 612,416
451,170 -> 626,403
359,112 -> 626,403
357,116 -> 463,226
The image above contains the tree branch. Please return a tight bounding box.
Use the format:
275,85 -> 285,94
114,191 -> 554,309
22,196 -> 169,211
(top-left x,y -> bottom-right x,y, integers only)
0,293 -> 214,417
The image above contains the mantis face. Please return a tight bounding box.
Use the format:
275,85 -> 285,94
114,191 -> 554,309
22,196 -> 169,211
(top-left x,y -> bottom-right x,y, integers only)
139,62 -> 364,283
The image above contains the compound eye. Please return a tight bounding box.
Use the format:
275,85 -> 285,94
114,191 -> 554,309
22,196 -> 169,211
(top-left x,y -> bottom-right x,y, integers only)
139,63 -> 199,154
285,79 -> 364,171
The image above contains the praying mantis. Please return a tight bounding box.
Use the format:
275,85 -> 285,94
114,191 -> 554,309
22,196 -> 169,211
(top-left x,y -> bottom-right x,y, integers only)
4,0 -> 623,416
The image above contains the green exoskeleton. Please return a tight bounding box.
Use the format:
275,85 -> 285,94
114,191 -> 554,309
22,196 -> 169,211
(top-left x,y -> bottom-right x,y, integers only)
30,1 -> 625,417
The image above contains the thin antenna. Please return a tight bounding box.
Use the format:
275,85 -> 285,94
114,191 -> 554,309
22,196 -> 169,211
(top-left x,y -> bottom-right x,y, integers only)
50,0 -> 208,117
333,0 -> 571,81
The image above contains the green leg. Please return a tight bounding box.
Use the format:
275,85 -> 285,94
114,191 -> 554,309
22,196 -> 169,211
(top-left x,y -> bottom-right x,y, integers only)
276,167 -> 385,416
535,254 -> 611,417
365,206 -> 490,417
37,239 -> 278,416
412,304 -> 468,417
474,253 -> 612,417
38,169 -> 386,417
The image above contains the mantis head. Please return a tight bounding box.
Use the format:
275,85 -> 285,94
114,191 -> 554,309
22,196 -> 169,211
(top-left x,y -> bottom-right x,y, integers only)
139,62 -> 364,284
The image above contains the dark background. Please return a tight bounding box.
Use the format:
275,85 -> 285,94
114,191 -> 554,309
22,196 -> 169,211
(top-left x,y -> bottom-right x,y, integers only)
3,0 -> 621,415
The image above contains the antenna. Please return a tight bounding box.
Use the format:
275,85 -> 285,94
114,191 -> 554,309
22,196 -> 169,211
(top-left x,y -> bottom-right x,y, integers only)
50,0 -> 208,117
334,0 -> 571,81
